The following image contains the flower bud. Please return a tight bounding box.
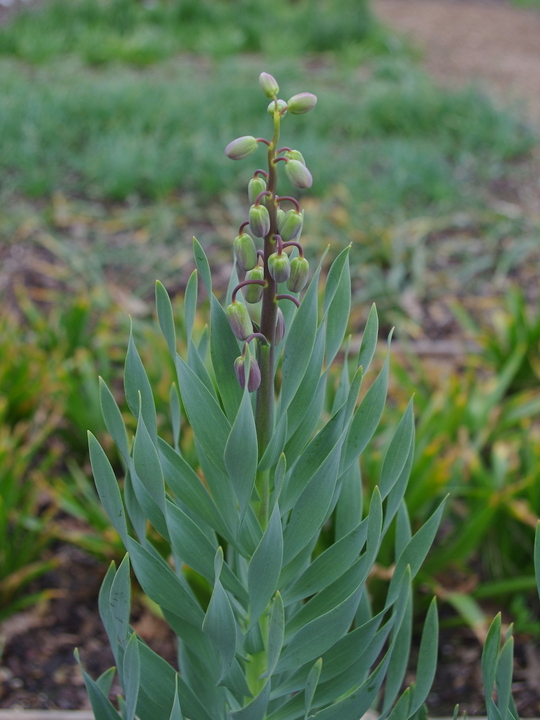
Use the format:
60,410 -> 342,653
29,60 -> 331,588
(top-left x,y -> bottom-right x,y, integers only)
285,159 -> 313,189
227,301 -> 253,340
225,135 -> 259,160
284,149 -> 306,165
287,256 -> 310,292
248,176 -> 267,204
278,208 -> 304,242
275,307 -> 285,344
268,252 -> 290,283
277,208 -> 286,227
287,92 -> 318,115
244,267 -> 264,303
259,72 -> 279,99
233,233 -> 258,271
234,355 -> 261,392
267,99 -> 288,116
249,204 -> 270,238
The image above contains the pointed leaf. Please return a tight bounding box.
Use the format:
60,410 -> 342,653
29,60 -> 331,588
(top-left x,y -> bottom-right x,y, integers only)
133,409 -> 166,513
231,681 -> 271,720
193,237 -> 212,296
379,398 -> 414,500
88,432 -> 128,546
265,592 -> 285,679
168,676 -> 184,720
75,650 -> 121,720
99,377 -> 130,464
325,249 -> 351,366
410,598 -> 438,715
109,553 -> 131,649
184,269 -> 198,340
224,387 -> 258,517
305,658 -> 323,720
482,613 -> 502,702
203,549 -> 237,681
123,632 -> 140,720
124,325 -> 157,441
248,504 -> 283,627
96,667 -> 116,697
211,295 -> 243,420
156,280 -> 176,358
356,303 -> 379,373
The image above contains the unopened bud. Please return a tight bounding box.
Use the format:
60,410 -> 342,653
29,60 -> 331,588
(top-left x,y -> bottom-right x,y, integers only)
225,136 -> 259,160
234,355 -> 262,392
285,159 -> 313,189
233,233 -> 258,271
277,208 -> 286,227
278,209 -> 304,242
284,149 -> 306,165
268,252 -> 291,283
244,267 -> 264,303
287,256 -> 310,292
267,99 -> 288,116
227,301 -> 253,340
259,72 -> 279,99
275,307 -> 285,344
248,176 -> 267,204
287,92 -> 317,115
249,204 -> 271,238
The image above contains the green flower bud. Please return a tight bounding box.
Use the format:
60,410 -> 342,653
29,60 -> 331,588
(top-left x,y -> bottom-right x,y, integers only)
233,233 -> 258,272
248,176 -> 267,204
227,301 -> 253,340
287,92 -> 318,115
244,267 -> 264,303
277,208 -> 286,227
225,135 -> 259,160
268,252 -> 290,283
259,72 -> 279,99
249,204 -> 271,238
278,209 -> 304,242
285,159 -> 313,189
267,99 -> 288,116
284,149 -> 305,165
275,307 -> 285,344
287,256 -> 310,292
234,355 -> 261,392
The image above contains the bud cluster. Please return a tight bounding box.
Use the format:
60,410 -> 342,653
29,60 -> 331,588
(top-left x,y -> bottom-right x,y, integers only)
224,73 -> 316,392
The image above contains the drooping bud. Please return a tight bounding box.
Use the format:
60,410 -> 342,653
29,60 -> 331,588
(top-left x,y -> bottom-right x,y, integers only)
259,72 -> 279,99
244,267 -> 265,303
267,99 -> 288,116
233,233 -> 258,271
278,209 -> 304,242
277,207 -> 286,227
249,204 -> 271,238
287,256 -> 310,292
275,307 -> 285,344
225,136 -> 259,160
268,252 -> 291,283
287,92 -> 318,115
285,159 -> 313,189
248,176 -> 267,204
227,301 -> 253,340
284,149 -> 306,165
234,354 -> 262,392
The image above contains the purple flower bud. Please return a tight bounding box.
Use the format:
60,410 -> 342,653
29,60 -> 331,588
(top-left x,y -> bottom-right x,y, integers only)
275,307 -> 285,344
248,176 -> 267,204
234,355 -> 262,392
268,252 -> 291,283
244,267 -> 265,303
227,301 -> 253,340
259,72 -> 279,99
287,92 -> 318,115
267,99 -> 288,116
233,233 -> 258,272
285,159 -> 313,189
225,136 -> 259,160
287,256 -> 310,293
278,209 -> 304,242
249,204 -> 271,238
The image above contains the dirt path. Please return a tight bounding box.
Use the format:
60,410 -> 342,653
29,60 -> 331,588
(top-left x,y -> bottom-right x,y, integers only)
373,0 -> 540,125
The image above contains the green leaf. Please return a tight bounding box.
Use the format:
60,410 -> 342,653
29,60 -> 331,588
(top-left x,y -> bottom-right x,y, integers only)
264,592 -> 285,679
285,372 -> 328,467
280,264 -> 321,413
224,387 -> 258,518
187,338 -> 217,399
123,632 -> 140,720
124,324 -> 157,442
193,237 -> 212,297
133,409 -> 166,513
383,433 -> 415,535
496,635 -> 514,720
286,323 -> 326,440
109,554 -> 131,649
156,280 -> 176,358
124,471 -> 147,544
305,658 -> 323,720
75,649 -> 121,720
176,354 -> 231,471
379,398 -> 414,501
410,598 -> 438,715
325,248 -> 351,366
211,295 -> 243,421
88,432 -> 128,546
535,521 -> 540,600
96,667 -> 116,697
248,503 -> 283,628
166,499 -> 217,578
356,303 -> 379,373
259,414 -> 288,472
168,676 -> 184,720
99,377 -> 130,464
323,245 -> 350,315
335,461 -> 363,540
98,562 -> 118,658
202,548 -> 237,681
126,537 -> 203,627
170,383 -> 181,451
384,688 -> 410,720
231,681 -> 271,720
184,269 -> 198,340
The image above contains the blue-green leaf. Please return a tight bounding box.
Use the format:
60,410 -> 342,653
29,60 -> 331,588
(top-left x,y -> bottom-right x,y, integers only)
133,408 -> 166,513
75,650 -> 121,720
305,658 -> 323,720
170,383 -> 181,452
98,562 -> 118,659
168,676 -> 184,720
109,554 -> 131,649
482,613 -> 501,702
379,398 -> 414,501
224,387 -> 258,518
356,304 -> 379,373
248,504 -> 283,628
202,548 -> 237,681
334,461 -> 363,540
409,598 -> 438,715
383,588 -> 412,712
535,522 -> 540,599
322,245 -> 350,316
96,667 -> 116,697
325,249 -> 351,366
264,592 -> 285,679
123,632 -> 140,720
259,414 -> 288,472
193,237 -> 212,297
99,377 -> 130,464
211,295 -> 243,421
184,269 -> 198,340
231,681 -> 271,720
88,432 -> 128,546
124,324 -> 157,442
156,281 -> 176,359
